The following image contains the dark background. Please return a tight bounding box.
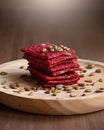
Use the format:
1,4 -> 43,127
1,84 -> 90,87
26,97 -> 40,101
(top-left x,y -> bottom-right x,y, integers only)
0,0 -> 104,63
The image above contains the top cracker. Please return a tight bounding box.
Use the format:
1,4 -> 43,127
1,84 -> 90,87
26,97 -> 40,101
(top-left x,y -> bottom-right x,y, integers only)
21,43 -> 75,60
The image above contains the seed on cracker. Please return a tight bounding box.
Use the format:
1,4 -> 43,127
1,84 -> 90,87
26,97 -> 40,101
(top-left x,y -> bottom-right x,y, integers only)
41,43 -> 46,46
59,44 -> 63,47
48,45 -> 53,49
64,47 -> 70,50
60,70 -> 64,74
50,48 -> 55,52
42,48 -> 47,52
56,47 -> 63,52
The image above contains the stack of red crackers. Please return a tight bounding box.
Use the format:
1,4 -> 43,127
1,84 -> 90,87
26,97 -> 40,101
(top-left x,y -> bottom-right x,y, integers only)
21,43 -> 82,87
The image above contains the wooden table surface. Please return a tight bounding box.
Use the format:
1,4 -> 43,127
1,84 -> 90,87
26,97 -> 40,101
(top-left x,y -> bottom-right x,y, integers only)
0,9 -> 104,130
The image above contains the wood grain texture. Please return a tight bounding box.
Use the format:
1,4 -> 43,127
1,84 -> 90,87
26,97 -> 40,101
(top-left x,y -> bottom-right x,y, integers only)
0,5 -> 104,130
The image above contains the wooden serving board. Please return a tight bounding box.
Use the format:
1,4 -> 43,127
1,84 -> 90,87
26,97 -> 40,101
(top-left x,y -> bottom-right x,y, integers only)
0,59 -> 104,115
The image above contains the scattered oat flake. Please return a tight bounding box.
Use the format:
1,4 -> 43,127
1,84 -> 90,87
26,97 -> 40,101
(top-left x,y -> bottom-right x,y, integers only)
24,87 -> 31,91
9,83 -> 19,89
98,78 -> 103,82
0,71 -> 8,75
3,86 -> 9,89
89,73 -> 95,76
79,74 -> 84,78
95,89 -> 104,93
78,83 -> 85,86
81,93 -> 86,96
19,66 -> 25,69
84,79 -> 92,83
99,87 -> 104,90
54,89 -> 61,93
95,69 -> 102,73
85,89 -> 92,92
51,92 -> 57,96
70,93 -> 77,97
45,90 -> 51,94
17,88 -> 25,94
86,64 -> 95,69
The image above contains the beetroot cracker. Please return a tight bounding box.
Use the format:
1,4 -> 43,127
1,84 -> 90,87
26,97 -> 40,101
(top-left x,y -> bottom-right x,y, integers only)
21,43 -> 75,60
21,43 -> 81,87
28,66 -> 79,81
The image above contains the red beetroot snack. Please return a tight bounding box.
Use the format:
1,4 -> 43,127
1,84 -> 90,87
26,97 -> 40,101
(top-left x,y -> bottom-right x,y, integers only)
28,66 -> 79,81
21,43 -> 75,60
29,69 -> 79,87
21,43 -> 81,87
24,53 -> 78,68
29,63 -> 82,76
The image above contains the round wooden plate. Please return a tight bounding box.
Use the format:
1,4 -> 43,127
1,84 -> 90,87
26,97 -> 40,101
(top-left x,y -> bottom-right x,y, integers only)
0,59 -> 104,115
